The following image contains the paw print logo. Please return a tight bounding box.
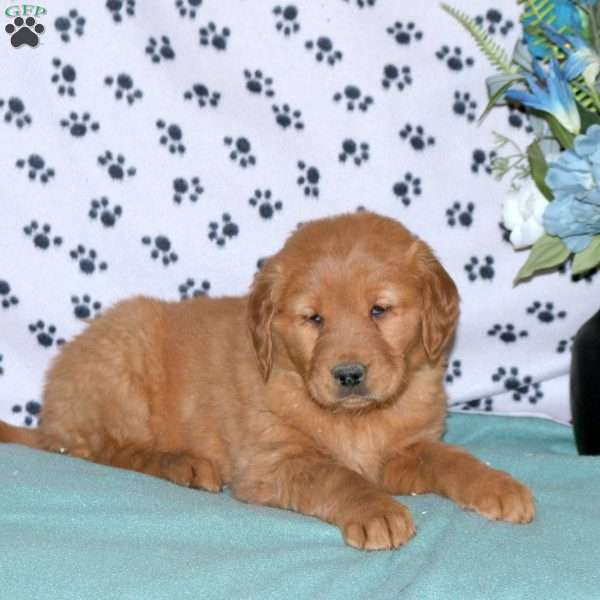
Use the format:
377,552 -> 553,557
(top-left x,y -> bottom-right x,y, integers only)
146,36 -> 175,63
446,201 -> 474,227
464,256 -> 495,282
98,151 -> 136,180
0,280 -> 19,310
333,85 -> 373,112
224,136 -> 256,167
382,64 -> 412,91
88,197 -> 122,227
386,21 -> 422,45
23,221 -> 62,250
141,235 -> 179,266
50,58 -> 76,97
526,301 -> 567,323
273,5 -> 300,36
453,91 -> 477,122
445,359 -> 462,383
104,73 -> 143,104
184,83 -> 221,108
475,9 -> 513,36
305,36 -> 343,65
173,176 -> 204,204
272,103 -> 304,130
29,321 -> 65,348
208,213 -> 239,246
60,112 -> 100,137
399,124 -> 435,151
243,69 -> 275,97
178,278 -> 210,300
176,0 -> 202,19
471,149 -> 497,174
436,45 -> 474,71
487,323 -> 528,343
12,401 -> 42,427
392,173 -> 421,206
338,139 -> 370,166
157,120 -> 185,154
107,0 -> 135,23
69,246 -> 108,274
199,21 -> 230,50
297,161 -> 320,197
16,154 -> 55,184
0,97 -> 31,128
5,16 -> 44,47
249,189 -> 283,219
71,294 -> 102,319
492,367 -> 543,403
55,10 -> 85,43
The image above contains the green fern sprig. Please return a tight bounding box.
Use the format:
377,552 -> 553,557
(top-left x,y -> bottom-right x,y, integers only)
441,4 -> 515,74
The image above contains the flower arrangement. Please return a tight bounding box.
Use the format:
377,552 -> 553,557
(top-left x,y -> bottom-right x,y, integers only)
443,0 -> 600,282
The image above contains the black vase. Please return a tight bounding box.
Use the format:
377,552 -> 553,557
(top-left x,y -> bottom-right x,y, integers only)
570,309 -> 600,455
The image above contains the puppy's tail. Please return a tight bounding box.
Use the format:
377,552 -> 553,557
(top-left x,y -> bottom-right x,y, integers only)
0,420 -> 41,448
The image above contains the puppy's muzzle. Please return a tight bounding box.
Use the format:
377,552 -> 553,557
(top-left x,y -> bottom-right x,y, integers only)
331,363 -> 367,388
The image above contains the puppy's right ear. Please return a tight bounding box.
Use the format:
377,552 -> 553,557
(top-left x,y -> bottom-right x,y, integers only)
247,261 -> 279,381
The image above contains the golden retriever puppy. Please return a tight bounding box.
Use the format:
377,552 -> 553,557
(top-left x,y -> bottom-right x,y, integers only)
0,212 -> 534,550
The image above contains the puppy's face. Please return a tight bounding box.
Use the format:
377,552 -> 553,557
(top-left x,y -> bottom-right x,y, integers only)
248,213 -> 459,412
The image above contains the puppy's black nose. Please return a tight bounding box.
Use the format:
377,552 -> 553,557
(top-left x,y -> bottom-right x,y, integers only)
331,363 -> 367,387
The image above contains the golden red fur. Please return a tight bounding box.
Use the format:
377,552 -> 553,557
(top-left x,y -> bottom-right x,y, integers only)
0,212 -> 534,550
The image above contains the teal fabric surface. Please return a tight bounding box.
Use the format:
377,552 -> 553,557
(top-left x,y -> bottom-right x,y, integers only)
1,414 -> 599,600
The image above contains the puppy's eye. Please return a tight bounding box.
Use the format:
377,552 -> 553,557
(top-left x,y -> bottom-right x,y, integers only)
308,313 -> 323,326
370,305 -> 387,319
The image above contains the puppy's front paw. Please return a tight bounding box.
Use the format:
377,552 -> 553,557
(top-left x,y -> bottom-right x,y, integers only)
464,471 -> 535,524
340,497 -> 415,551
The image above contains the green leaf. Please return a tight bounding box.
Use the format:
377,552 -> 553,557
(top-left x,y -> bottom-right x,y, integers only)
572,235 -> 600,275
546,113 -> 576,149
526,141 -> 553,200
514,234 -> 571,283
480,78 -> 521,123
577,102 -> 600,132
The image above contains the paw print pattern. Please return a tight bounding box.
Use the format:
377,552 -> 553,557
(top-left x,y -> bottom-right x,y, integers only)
224,136 -> 256,168
249,189 -> 283,219
23,221 -> 63,250
0,354 -> 3,375
507,104 -> 533,133
0,97 -> 31,128
146,36 -> 175,63
244,69 -> 275,97
29,321 -> 65,348
445,359 -> 462,383
526,301 -> 567,323
55,9 -> 85,43
104,73 -> 143,104
176,0 -> 201,19
107,0 -> 135,23
382,64 -> 412,91
464,256 -> 495,282
71,294 -> 102,319
184,83 -> 221,108
173,177 -> 204,204
386,21 -> 422,45
157,120 -> 185,154
399,124 -> 435,151
272,104 -> 304,130
471,149 -> 497,174
436,45 -> 474,71
199,22 -> 230,50
51,59 -> 77,97
88,197 -> 123,227
273,5 -> 300,36
453,91 -> 477,122
69,246 -> 108,274
60,112 -> 100,137
343,0 -> 376,7
178,278 -> 210,300
305,37 -> 343,65
446,201 -> 474,227
556,338 -> 573,354
297,161 -> 320,197
16,154 -> 55,184
333,85 -> 373,112
141,235 -> 179,266
455,398 -> 494,412
475,9 -> 514,36
339,139 -> 370,166
5,16 -> 44,48
98,151 -> 136,180
392,173 -> 421,206
0,280 -> 19,310
208,213 -> 239,246
492,367 -> 543,404
487,323 -> 528,343
12,401 -> 42,427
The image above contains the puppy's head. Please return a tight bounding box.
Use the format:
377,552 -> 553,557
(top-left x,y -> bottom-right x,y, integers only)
248,212 -> 459,412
